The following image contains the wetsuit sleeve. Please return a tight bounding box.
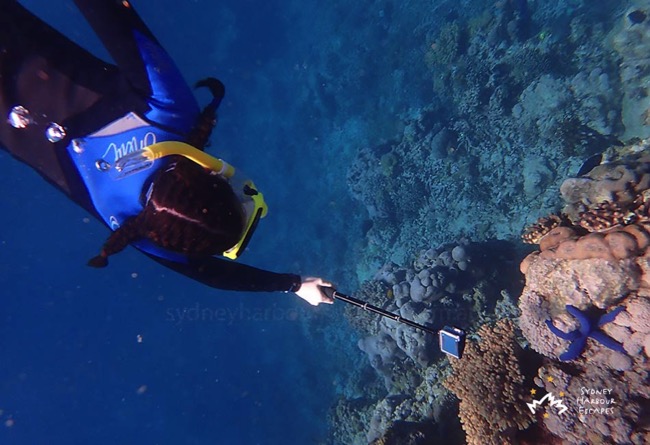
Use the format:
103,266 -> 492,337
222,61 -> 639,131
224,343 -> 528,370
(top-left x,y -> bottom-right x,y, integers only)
150,255 -> 303,293
73,0 -> 199,133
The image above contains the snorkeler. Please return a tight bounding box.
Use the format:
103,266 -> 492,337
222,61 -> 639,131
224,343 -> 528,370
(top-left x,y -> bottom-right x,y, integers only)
0,0 -> 334,306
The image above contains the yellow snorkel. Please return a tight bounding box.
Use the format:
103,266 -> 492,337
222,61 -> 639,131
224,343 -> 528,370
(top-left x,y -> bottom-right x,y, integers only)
114,140 -> 268,260
121,140 -> 236,178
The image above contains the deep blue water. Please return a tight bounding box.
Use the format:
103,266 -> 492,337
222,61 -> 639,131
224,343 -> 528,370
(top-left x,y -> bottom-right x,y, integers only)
0,1 -> 359,444
4,0 -> 644,443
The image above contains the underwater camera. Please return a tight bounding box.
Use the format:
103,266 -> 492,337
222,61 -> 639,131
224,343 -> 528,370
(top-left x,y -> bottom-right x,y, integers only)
438,326 -> 466,359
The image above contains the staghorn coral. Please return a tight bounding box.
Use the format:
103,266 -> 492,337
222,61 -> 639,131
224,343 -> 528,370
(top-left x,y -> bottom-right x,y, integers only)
444,320 -> 534,445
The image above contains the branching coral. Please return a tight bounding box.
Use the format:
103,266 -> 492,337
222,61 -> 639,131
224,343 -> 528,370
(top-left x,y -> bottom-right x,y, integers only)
444,320 -> 533,445
523,148 -> 650,245
577,200 -> 639,232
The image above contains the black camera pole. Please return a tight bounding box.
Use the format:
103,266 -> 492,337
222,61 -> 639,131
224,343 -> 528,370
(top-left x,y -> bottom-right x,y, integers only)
320,286 -> 438,335
319,286 -> 466,359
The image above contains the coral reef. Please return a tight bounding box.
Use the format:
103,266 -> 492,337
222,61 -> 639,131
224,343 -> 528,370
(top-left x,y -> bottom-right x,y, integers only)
291,0 -> 650,443
612,0 -> 650,139
519,222 -> 650,358
517,142 -> 650,443
342,0 -> 629,280
532,359 -> 650,444
354,240 -> 521,389
330,238 -> 523,443
444,319 -> 534,445
329,360 -> 458,444
520,143 -> 650,363
368,417 -> 464,445
425,20 -> 466,68
329,396 -> 380,445
560,144 -> 650,220
522,213 -> 572,244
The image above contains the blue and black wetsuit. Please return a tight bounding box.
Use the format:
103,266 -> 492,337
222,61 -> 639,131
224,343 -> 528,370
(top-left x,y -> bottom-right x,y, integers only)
0,0 -> 301,293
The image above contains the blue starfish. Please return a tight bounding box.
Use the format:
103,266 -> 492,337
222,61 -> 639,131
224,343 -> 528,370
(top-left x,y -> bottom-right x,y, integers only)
545,304 -> 626,361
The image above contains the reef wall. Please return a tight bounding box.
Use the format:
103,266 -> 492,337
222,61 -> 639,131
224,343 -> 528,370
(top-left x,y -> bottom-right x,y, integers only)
281,0 -> 650,443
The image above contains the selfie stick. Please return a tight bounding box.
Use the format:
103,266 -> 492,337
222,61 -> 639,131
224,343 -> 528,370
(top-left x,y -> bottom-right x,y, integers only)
319,286 -> 466,358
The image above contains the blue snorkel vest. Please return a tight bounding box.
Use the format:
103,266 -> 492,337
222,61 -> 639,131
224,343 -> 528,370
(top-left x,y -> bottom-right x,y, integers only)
64,26 -> 207,263
67,112 -> 194,262
68,112 -> 178,230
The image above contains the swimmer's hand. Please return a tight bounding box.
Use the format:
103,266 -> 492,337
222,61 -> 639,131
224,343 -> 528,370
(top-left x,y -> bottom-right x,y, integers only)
295,277 -> 335,306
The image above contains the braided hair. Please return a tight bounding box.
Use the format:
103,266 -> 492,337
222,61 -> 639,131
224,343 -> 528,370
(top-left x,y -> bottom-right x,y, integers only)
88,157 -> 245,267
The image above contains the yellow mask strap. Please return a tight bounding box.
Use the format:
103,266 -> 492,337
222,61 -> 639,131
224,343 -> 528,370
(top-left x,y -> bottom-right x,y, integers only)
223,182 -> 268,259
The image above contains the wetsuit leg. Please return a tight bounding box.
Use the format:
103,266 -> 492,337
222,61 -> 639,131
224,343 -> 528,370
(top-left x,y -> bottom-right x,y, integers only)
73,0 -> 199,133
72,0 -> 158,98
0,0 -> 135,207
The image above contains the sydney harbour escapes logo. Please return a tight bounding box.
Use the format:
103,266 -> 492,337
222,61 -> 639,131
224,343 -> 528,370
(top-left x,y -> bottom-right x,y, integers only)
525,376 -> 616,418
527,377 -> 568,418
527,392 -> 569,416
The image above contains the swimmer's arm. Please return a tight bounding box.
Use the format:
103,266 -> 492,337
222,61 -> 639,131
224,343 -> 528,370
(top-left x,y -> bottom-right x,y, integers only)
149,255 -> 302,293
150,255 -> 335,305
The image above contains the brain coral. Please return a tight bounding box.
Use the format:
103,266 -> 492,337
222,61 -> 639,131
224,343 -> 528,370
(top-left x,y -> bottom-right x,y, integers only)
444,319 -> 533,445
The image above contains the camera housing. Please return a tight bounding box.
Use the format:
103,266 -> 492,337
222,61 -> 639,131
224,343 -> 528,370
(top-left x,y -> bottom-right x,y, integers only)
439,326 -> 466,359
